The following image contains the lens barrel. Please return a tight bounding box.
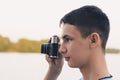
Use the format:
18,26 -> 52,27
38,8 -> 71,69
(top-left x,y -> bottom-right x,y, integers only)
41,44 -> 49,55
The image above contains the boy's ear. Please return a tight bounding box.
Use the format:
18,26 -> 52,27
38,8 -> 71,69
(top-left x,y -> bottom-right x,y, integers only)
89,33 -> 100,47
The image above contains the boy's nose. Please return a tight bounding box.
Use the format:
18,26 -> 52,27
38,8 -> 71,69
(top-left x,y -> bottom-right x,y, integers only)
59,44 -> 67,55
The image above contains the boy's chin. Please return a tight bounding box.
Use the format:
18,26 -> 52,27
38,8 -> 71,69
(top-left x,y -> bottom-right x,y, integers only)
68,62 -> 78,68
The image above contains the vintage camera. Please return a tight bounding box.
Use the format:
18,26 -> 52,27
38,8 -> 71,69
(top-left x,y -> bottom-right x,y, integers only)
41,35 -> 60,58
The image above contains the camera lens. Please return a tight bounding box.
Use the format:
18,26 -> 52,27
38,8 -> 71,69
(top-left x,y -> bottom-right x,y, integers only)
41,44 -> 49,54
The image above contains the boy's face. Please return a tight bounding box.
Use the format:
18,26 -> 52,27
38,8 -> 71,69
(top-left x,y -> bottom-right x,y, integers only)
59,23 -> 91,68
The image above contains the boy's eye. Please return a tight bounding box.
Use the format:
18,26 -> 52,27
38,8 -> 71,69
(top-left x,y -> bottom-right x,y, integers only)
61,35 -> 73,43
65,37 -> 72,42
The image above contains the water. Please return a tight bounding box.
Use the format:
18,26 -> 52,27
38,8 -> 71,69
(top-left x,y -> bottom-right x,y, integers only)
0,53 -> 119,80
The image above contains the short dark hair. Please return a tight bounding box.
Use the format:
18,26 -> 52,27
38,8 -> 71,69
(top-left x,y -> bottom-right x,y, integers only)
60,5 -> 110,51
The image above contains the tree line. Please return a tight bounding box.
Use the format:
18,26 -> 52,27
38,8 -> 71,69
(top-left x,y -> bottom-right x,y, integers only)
0,35 -> 120,53
0,35 -> 48,53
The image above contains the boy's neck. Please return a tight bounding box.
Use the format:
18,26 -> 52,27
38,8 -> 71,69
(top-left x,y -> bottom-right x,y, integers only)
79,51 -> 110,80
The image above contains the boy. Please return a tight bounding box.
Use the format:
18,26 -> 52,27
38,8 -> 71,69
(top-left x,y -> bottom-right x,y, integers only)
44,5 -> 112,80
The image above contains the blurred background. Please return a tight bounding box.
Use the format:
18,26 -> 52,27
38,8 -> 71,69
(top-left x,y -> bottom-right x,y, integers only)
0,0 -> 120,80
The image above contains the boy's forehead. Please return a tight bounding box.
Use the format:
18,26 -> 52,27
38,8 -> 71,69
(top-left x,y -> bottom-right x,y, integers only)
60,24 -> 81,38
61,24 -> 77,32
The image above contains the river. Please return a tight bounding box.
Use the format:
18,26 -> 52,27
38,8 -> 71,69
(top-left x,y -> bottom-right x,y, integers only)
0,53 -> 119,80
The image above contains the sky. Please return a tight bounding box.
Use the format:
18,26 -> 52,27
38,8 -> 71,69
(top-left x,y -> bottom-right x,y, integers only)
0,0 -> 120,48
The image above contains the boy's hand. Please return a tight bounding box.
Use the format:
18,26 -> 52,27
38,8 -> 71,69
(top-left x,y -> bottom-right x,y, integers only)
44,54 -> 64,80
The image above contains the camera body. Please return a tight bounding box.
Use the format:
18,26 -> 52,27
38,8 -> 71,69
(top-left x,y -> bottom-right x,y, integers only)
41,35 -> 60,58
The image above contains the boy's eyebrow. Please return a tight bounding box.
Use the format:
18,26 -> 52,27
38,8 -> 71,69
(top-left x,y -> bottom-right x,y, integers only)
62,34 -> 71,39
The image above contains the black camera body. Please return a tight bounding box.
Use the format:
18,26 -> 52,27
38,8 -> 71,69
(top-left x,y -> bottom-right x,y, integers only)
41,35 -> 60,58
